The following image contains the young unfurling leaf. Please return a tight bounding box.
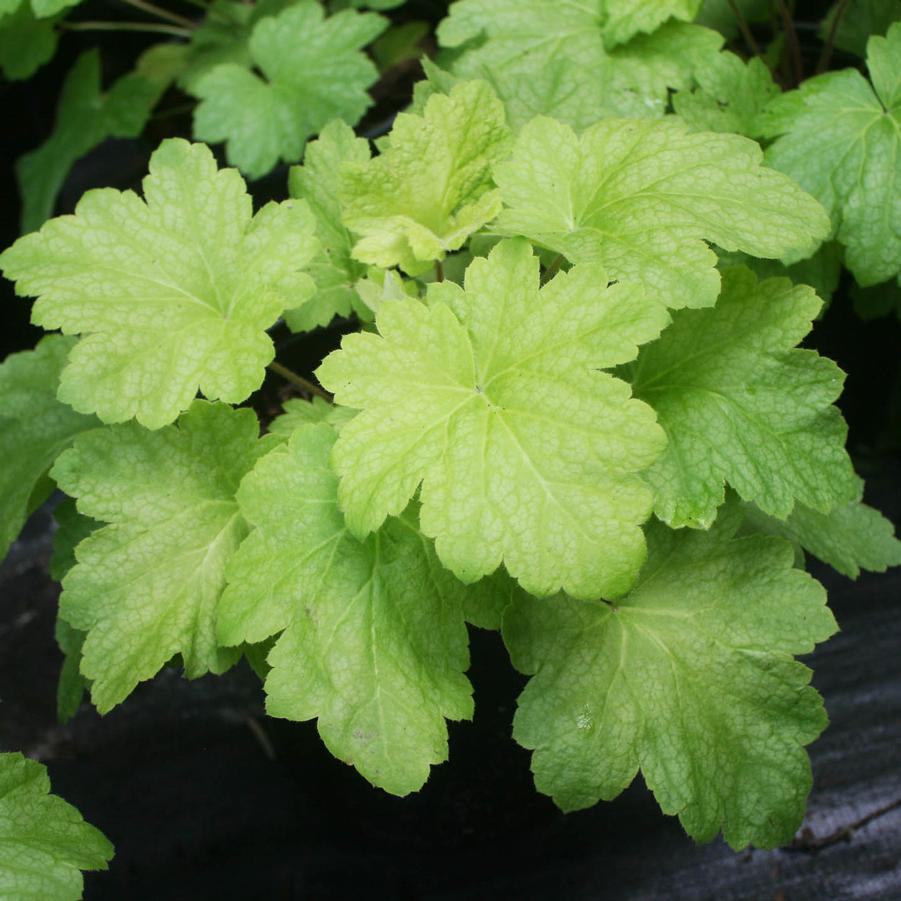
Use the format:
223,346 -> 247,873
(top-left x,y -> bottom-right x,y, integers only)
340,80 -> 511,275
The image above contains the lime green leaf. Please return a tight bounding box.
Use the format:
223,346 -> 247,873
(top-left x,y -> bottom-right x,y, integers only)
1,139 -> 318,429
494,116 -> 830,310
269,396 -> 355,438
340,80 -> 511,275
317,238 -> 668,599
285,120 -> 371,330
16,49 -> 173,234
218,423 -> 474,795
602,0 -> 703,47
758,24 -> 901,286
503,509 -> 837,849
176,0 -> 303,93
673,51 -> 778,136
50,401 -> 271,713
0,753 -> 113,900
631,266 -> 859,528
437,0 -> 721,127
178,0 -> 253,93
718,241 -> 843,304
193,1 -> 386,178
820,0 -> 901,58
744,498 -> 901,579
0,336 -> 97,562
0,1 -> 57,80
439,0 -> 702,54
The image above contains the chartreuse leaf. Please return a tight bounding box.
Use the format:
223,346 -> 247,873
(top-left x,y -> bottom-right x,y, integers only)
17,48 -> 175,233
0,139 -> 318,430
269,397 -> 355,438
218,423 -> 473,796
285,120 -> 371,331
744,499 -> 901,579
758,23 -> 901,286
317,239 -> 668,600
50,401 -> 274,713
630,267 -> 859,528
193,1 -> 386,178
494,117 -> 830,310
503,507 -> 837,849
673,51 -> 778,136
437,1 -> 721,127
0,752 -> 113,901
717,242 -> 843,304
0,335 -> 97,562
340,80 -> 511,276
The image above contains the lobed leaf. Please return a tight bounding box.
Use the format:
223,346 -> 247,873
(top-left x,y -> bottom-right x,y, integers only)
494,116 -> 831,310
630,266 -> 859,528
318,238 -> 669,599
50,401 -> 275,712
340,80 -> 512,275
758,23 -> 901,286
218,423 -> 477,795
0,753 -> 113,901
1,139 -> 318,429
503,507 -> 837,849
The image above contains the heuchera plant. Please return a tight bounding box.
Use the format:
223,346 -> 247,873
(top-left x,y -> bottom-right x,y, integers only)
2,0 -> 900,893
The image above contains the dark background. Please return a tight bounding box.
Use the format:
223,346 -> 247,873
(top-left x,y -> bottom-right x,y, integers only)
1,1 -> 900,898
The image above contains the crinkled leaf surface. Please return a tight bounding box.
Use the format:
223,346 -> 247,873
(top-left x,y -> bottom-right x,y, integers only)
218,423 -> 474,795
50,401 -> 272,712
0,752 -> 113,901
630,266 -> 859,528
494,116 -> 830,309
340,80 -> 511,275
673,51 -> 778,136
437,0 -> 721,127
268,396 -> 355,438
286,120 -> 371,330
193,1 -> 386,178
1,139 -> 318,429
717,241 -> 843,304
16,49 -> 172,233
318,238 -> 668,599
503,508 -> 837,849
744,498 -> 901,579
0,335 -> 97,562
758,23 -> 901,286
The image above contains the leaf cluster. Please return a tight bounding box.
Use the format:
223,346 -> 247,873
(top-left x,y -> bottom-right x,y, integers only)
2,0 -> 901,889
